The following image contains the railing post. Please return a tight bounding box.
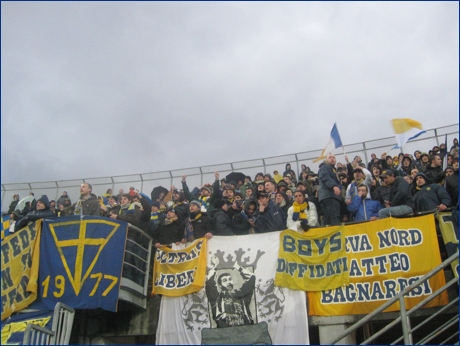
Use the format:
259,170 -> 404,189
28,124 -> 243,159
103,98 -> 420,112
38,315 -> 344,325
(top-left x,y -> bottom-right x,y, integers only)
363,142 -> 369,167
434,129 -> 440,146
199,167 -> 203,186
262,159 -> 266,175
399,296 -> 413,344
295,154 -> 300,179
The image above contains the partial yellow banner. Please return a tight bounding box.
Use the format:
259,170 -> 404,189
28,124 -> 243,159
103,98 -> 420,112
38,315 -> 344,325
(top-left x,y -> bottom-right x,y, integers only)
275,226 -> 349,291
152,238 -> 207,297
1,220 -> 42,321
436,211 -> 458,278
308,215 -> 448,316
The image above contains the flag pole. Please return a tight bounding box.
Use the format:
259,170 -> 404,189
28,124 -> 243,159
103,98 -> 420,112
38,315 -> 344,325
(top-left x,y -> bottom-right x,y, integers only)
443,134 -> 448,168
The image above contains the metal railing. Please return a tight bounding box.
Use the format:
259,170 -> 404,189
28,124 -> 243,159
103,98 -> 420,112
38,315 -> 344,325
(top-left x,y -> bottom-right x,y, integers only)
329,252 -> 459,345
1,123 -> 457,212
118,223 -> 153,309
51,302 -> 75,345
22,324 -> 55,345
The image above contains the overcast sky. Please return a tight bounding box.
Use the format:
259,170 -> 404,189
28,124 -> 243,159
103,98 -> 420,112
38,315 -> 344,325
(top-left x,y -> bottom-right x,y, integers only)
1,2 -> 458,185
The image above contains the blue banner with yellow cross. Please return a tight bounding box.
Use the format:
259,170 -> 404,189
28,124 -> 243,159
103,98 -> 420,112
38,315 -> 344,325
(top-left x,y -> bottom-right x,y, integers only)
37,216 -> 128,312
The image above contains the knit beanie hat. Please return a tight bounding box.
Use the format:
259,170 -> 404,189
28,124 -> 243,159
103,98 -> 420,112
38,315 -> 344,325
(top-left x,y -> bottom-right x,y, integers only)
190,200 -> 202,209
214,199 -> 226,209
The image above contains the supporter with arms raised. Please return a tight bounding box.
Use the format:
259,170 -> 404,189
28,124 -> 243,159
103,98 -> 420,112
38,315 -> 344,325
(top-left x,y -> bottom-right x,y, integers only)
378,169 -> 415,218
347,184 -> 382,221
287,190 -> 318,232
181,173 -> 220,212
15,195 -> 56,231
71,183 -> 101,216
413,172 -> 451,213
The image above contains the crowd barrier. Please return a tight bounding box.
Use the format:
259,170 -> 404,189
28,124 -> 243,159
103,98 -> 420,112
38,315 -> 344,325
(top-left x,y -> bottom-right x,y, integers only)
1,123 -> 457,212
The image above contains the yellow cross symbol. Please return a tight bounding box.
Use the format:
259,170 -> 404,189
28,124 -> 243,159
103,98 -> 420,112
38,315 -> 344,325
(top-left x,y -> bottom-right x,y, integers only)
48,219 -> 121,295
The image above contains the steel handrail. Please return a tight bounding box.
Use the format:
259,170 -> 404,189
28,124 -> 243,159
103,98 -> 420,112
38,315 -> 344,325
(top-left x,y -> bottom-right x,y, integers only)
329,252 -> 459,344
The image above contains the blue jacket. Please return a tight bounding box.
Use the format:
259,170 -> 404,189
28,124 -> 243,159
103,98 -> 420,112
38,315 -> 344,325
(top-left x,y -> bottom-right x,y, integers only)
347,196 -> 383,221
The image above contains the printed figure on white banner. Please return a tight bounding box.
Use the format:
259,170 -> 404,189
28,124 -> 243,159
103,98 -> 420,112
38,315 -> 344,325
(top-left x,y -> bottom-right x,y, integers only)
206,255 -> 256,328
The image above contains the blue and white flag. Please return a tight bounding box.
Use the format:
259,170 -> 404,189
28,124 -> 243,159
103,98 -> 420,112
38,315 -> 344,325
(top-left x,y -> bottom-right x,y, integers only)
313,123 -> 343,162
391,118 -> 426,149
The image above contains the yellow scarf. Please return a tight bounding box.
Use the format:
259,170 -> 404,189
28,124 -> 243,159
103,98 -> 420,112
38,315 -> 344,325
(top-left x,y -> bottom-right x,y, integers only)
164,216 -> 178,225
292,201 -> 308,221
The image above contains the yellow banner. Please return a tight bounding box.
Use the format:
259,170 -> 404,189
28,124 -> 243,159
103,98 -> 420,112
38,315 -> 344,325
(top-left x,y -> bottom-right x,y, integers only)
307,215 -> 448,316
275,227 -> 349,291
1,220 -> 42,321
152,238 -> 207,297
436,211 -> 459,278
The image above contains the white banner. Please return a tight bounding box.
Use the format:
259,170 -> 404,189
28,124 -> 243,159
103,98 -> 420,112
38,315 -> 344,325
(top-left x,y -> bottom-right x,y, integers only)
156,231 -> 309,344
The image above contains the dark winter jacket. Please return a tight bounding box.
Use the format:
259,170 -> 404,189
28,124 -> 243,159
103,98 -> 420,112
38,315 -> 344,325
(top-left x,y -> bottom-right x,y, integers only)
8,200 -> 19,214
424,165 -> 445,184
70,196 -> 101,216
318,161 -> 341,202
231,200 -> 256,235
209,208 -> 234,236
413,183 -> 452,212
253,201 -> 285,233
446,171 -> 459,206
15,195 -> 55,231
115,203 -> 142,227
388,177 -> 415,210
152,218 -> 185,245
188,212 -> 213,239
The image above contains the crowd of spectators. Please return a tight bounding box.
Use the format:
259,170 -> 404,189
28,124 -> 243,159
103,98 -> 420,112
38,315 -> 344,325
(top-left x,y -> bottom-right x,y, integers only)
5,139 -> 459,246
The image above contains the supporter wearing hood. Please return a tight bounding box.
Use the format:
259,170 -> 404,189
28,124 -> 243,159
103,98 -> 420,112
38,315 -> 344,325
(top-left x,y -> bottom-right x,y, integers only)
209,199 -> 234,236
232,199 -> 257,235
400,155 -> 413,176
153,207 -> 186,248
15,195 -> 56,231
413,173 -> 451,212
283,163 -> 297,183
